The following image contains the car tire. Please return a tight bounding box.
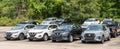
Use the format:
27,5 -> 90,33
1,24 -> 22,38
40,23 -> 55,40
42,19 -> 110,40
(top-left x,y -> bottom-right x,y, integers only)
81,41 -> 86,43
100,36 -> 104,44
113,33 -> 117,38
6,38 -> 10,40
28,39 -> 33,41
18,34 -> 25,40
43,34 -> 48,41
107,36 -> 111,41
68,35 -> 73,42
52,40 -> 56,42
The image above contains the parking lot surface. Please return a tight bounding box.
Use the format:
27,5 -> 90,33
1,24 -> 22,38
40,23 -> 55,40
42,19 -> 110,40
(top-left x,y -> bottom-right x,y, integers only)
0,27 -> 120,49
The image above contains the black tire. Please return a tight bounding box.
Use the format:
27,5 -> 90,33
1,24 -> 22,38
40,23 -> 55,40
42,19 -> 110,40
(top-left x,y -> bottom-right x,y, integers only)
68,35 -> 73,42
28,39 -> 33,41
43,34 -> 48,41
81,41 -> 86,43
18,34 -> 25,40
6,38 -> 10,40
107,36 -> 111,41
113,33 -> 117,38
52,40 -> 56,42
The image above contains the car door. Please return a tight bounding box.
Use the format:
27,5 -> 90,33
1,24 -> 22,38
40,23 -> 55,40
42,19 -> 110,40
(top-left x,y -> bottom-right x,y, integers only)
103,25 -> 109,38
48,25 -> 58,36
71,25 -> 79,38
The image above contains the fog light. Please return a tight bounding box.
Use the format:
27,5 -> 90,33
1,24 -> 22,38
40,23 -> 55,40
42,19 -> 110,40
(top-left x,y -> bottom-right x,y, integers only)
39,35 -> 41,37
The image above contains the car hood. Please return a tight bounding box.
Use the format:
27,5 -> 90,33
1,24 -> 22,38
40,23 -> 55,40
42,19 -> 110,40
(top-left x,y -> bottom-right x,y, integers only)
6,30 -> 22,33
28,29 -> 48,33
83,30 -> 103,35
53,29 -> 70,33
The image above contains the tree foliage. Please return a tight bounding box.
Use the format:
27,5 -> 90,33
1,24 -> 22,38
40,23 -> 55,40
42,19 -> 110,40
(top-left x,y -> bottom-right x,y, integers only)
0,0 -> 119,25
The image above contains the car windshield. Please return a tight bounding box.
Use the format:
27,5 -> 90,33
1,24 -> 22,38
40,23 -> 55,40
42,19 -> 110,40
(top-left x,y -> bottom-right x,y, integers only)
86,19 -> 95,22
103,21 -> 115,26
12,24 -> 25,30
58,25 -> 73,31
58,18 -> 64,21
87,25 -> 102,31
20,21 -> 32,24
35,25 -> 48,29
45,18 -> 55,21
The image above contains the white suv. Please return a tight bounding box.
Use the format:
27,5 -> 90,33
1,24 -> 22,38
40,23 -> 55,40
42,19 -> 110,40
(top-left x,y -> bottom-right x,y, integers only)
5,24 -> 35,40
81,24 -> 111,44
27,24 -> 58,41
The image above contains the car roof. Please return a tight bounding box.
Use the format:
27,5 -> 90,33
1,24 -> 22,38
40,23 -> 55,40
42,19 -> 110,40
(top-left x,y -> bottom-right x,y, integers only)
103,19 -> 113,21
89,24 -> 103,26
17,24 -> 35,26
88,18 -> 96,20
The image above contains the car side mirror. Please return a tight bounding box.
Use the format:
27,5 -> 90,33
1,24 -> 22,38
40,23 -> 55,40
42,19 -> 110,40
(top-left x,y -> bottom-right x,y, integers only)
48,28 -> 52,30
24,28 -> 28,30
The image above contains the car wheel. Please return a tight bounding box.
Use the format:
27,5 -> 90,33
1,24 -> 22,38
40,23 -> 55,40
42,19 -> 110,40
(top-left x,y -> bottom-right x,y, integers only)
107,36 -> 111,41
100,36 -> 104,44
68,35 -> 73,42
81,41 -> 86,43
52,40 -> 56,42
18,34 -> 25,40
113,33 -> 117,38
6,38 -> 10,40
28,39 -> 33,41
43,34 -> 48,41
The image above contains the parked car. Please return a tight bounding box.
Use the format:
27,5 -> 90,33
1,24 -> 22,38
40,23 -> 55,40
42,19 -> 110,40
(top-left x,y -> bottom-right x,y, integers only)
101,19 -> 118,38
81,24 -> 111,44
117,20 -> 120,34
41,17 -> 57,25
51,24 -> 82,42
27,24 -> 58,41
4,24 -> 35,40
19,21 -> 39,25
81,18 -> 100,31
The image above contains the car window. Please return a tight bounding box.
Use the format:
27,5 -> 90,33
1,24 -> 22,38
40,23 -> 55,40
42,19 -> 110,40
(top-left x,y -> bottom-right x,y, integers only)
26,25 -> 35,29
103,25 -> 107,30
52,25 -> 57,28
48,25 -> 55,29
33,22 -> 37,25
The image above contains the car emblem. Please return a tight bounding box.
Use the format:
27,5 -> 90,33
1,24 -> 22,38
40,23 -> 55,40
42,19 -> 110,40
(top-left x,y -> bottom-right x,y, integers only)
88,34 -> 91,36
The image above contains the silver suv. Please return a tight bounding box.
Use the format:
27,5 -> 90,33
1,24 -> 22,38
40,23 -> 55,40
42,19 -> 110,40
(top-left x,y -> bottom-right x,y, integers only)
81,24 -> 111,44
4,24 -> 35,40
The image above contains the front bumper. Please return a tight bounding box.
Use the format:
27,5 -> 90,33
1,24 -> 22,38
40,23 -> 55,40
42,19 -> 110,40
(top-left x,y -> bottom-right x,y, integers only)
5,34 -> 19,40
51,35 -> 68,41
27,33 -> 44,40
81,36 -> 102,42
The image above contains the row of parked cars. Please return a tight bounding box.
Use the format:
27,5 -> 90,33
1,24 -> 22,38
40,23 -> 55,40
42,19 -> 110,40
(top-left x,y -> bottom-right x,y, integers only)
4,17 -> 120,44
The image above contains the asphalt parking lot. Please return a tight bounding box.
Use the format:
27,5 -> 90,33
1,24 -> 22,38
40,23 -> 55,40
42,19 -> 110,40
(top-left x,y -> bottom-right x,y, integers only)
0,27 -> 120,49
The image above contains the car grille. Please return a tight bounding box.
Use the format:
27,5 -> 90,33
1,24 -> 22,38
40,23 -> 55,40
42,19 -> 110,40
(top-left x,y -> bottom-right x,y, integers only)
55,33 -> 61,36
29,33 -> 36,37
84,33 -> 95,40
6,32 -> 12,37
53,33 -> 62,39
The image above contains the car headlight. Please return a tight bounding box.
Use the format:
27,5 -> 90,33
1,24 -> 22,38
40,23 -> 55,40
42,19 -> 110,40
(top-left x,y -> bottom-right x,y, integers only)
12,32 -> 19,34
37,31 -> 43,34
62,32 -> 68,35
